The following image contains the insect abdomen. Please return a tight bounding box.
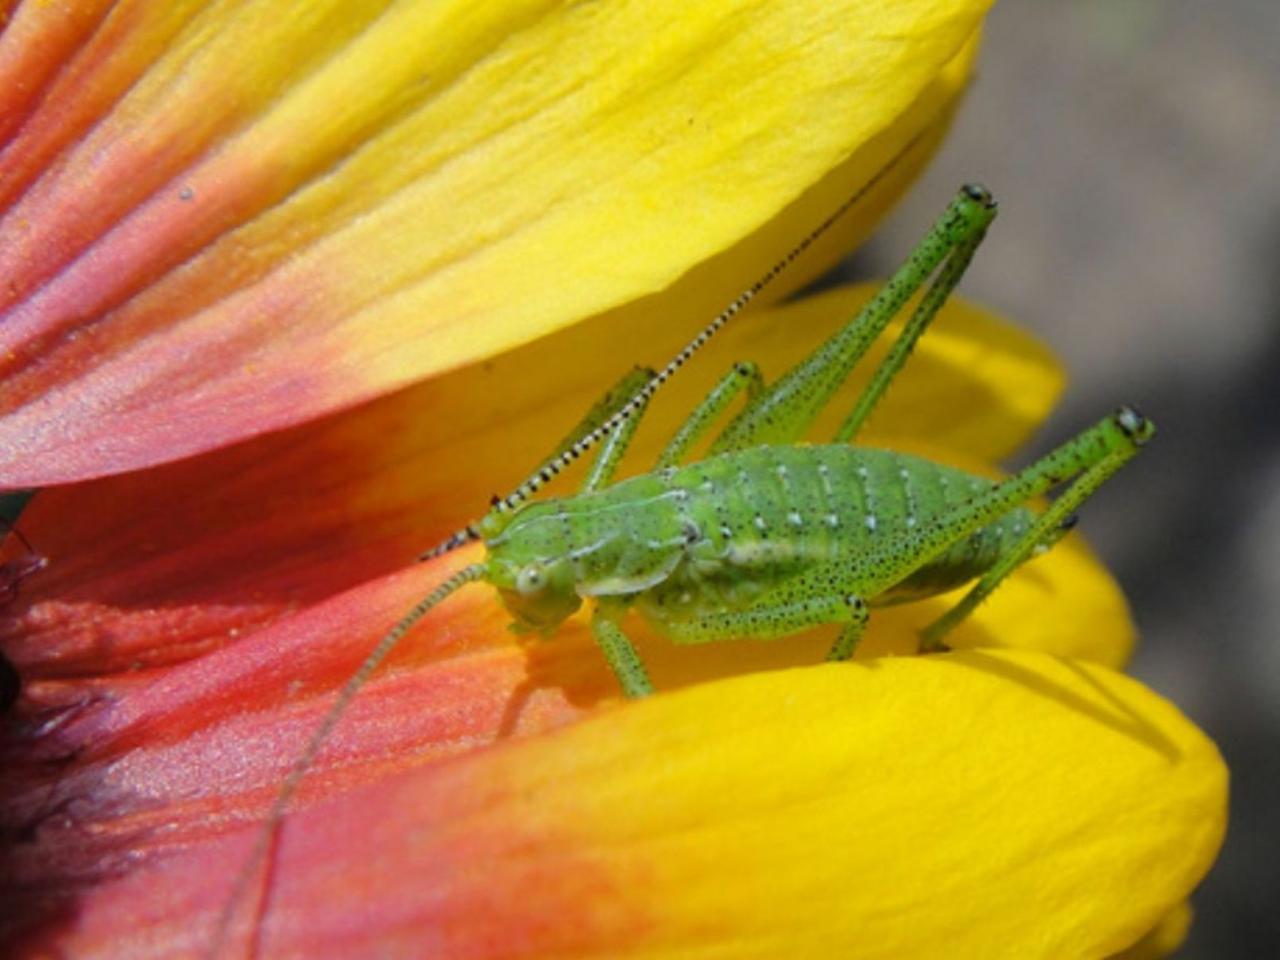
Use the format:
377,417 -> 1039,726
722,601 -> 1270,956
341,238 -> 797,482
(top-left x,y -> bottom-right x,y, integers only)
658,445 -> 1036,605
530,444 -> 1033,606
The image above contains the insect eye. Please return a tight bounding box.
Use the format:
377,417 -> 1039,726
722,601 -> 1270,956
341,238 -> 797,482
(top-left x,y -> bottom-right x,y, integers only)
516,563 -> 546,595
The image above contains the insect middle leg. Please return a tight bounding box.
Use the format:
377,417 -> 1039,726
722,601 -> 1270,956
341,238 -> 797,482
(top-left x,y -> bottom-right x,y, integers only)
652,361 -> 763,468
710,184 -> 998,454
654,576 -> 870,662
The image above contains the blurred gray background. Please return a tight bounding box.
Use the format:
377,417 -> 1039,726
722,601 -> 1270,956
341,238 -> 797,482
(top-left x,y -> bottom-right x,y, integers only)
859,1 -> 1278,955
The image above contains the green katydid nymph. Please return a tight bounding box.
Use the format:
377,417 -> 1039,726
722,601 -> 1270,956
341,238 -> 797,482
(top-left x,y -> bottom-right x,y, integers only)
432,182 -> 1151,695
212,181 -> 1152,953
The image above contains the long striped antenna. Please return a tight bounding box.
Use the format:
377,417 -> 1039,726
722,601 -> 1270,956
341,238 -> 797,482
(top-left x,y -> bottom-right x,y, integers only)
421,146 -> 916,562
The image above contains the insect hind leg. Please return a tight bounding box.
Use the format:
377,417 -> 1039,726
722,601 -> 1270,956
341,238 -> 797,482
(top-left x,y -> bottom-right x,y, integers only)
709,184 -> 997,452
919,408 -> 1155,651
832,218 -> 987,443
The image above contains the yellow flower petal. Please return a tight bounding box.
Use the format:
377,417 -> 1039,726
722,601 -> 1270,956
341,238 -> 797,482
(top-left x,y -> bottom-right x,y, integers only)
1109,902 -> 1194,960
0,0 -> 990,483
493,651 -> 1226,959
54,650 -> 1225,958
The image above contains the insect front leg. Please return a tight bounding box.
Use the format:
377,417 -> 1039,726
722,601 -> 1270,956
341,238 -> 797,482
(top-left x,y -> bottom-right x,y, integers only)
427,366 -> 656,557
709,184 -> 997,453
546,365 -> 654,472
581,386 -> 652,492
590,603 -> 654,698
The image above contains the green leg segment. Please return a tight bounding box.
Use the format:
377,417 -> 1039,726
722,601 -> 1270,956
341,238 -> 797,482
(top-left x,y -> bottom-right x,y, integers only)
918,414 -> 1150,650
659,590 -> 867,644
581,390 -> 651,493
859,408 -> 1155,614
710,185 -> 997,453
833,228 -> 986,443
653,361 -> 763,469
825,600 -> 870,661
591,609 -> 654,698
541,366 -> 653,482
446,366 -> 656,556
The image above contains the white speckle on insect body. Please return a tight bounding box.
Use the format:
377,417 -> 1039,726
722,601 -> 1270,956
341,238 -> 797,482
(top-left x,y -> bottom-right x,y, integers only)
754,515 -> 768,532
897,466 -> 920,533
568,534 -> 618,561
787,511 -> 804,527
817,461 -> 836,498
865,515 -> 878,532
825,513 -> 840,528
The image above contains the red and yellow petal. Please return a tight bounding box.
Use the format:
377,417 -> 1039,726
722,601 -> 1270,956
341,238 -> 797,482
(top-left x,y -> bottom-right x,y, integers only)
1,283 -> 1074,681
11,651 -> 1225,959
2,512 -> 1132,890
0,0 -> 990,485
0,3 -> 1225,957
